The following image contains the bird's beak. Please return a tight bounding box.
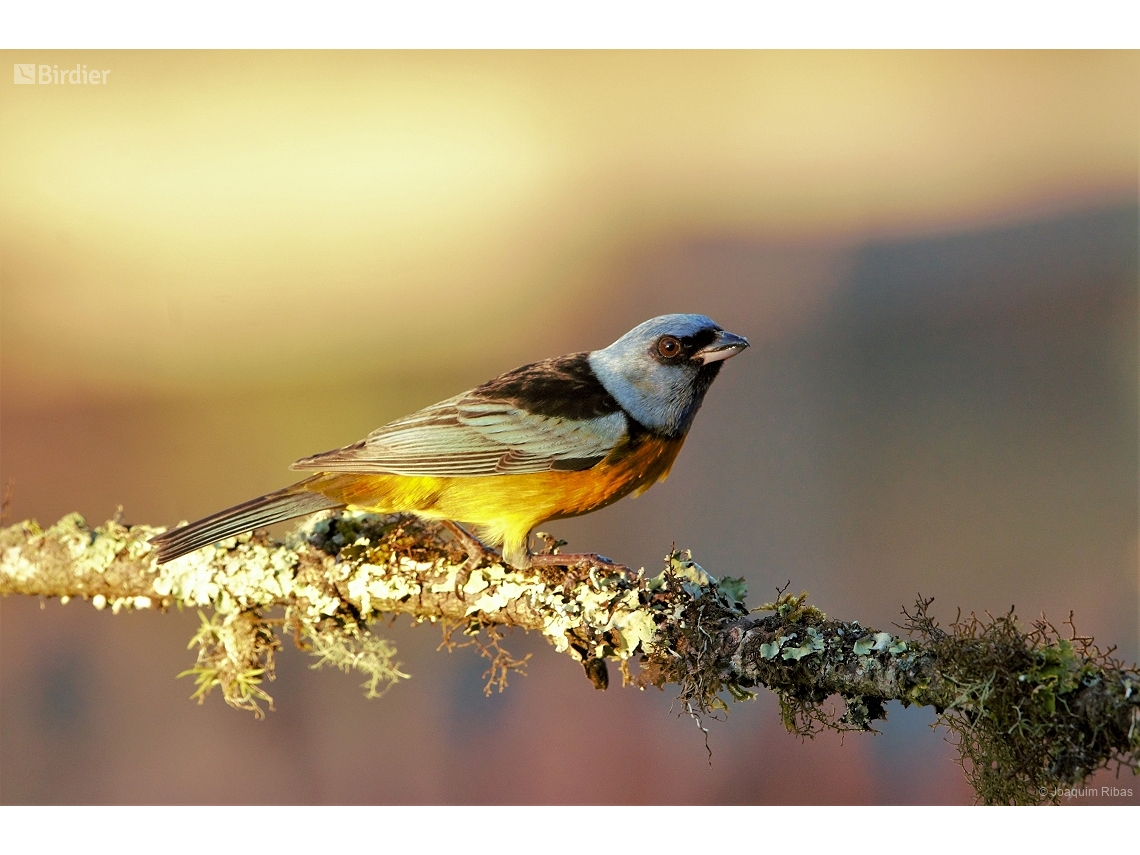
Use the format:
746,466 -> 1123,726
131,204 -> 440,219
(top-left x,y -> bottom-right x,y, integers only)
694,330 -> 750,364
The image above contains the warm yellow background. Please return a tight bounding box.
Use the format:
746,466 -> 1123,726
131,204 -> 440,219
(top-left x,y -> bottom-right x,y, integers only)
2,51 -> 1136,403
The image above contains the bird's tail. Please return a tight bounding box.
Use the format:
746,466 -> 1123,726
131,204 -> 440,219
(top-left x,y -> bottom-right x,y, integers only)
149,483 -> 343,564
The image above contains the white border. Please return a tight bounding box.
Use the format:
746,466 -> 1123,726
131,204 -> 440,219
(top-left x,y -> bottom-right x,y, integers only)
0,805 -> 1134,849
1,1 -> 1138,49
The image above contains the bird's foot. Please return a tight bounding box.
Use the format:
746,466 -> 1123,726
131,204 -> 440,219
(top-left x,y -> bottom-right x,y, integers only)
440,520 -> 501,595
527,549 -> 632,592
527,551 -> 622,569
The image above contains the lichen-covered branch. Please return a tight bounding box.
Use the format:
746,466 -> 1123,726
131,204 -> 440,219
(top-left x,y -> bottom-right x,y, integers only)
2,511 -> 1138,804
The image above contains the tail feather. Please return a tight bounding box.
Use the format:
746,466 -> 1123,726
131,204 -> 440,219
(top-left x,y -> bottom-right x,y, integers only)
150,487 -> 343,564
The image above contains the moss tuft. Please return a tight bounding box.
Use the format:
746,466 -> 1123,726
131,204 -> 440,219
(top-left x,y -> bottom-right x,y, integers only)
304,619 -> 409,699
903,599 -> 1140,804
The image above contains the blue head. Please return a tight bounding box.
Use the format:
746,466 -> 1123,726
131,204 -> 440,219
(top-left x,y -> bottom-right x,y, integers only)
588,314 -> 748,437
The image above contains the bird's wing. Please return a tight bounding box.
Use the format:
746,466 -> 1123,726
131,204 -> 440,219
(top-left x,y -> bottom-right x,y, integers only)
290,393 -> 629,476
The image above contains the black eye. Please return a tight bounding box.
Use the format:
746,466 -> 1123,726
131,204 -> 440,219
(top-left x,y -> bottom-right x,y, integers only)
657,336 -> 681,359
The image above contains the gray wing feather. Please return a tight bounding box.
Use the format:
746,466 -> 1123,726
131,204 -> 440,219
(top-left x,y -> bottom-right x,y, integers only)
290,394 -> 627,476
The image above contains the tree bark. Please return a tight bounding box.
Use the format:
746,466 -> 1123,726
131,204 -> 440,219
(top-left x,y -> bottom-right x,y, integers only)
2,510 -> 1137,804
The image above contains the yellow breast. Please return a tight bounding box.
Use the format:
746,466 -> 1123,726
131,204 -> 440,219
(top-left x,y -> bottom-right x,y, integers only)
303,432 -> 686,557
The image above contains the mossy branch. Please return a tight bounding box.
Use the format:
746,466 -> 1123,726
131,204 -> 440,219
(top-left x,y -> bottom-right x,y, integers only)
2,510 -> 1138,804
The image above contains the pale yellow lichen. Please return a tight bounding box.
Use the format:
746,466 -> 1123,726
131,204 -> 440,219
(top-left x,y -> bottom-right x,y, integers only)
154,553 -> 223,607
50,514 -> 95,560
1,545 -> 38,584
7,508 -> 687,699
609,607 -> 658,657
465,579 -> 534,617
462,569 -> 491,596
346,561 -> 424,616
430,566 -> 462,594
668,550 -> 716,597
123,526 -> 165,561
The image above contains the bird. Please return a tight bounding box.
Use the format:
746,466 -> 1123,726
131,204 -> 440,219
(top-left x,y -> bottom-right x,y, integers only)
150,314 -> 748,570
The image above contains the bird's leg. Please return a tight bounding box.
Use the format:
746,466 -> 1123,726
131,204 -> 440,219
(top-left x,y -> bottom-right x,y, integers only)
527,549 -> 629,598
439,519 -> 497,562
526,551 -> 624,570
526,531 -> 622,571
439,520 -> 501,593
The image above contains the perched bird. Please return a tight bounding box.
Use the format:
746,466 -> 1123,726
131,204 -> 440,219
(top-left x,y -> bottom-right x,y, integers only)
150,314 -> 748,569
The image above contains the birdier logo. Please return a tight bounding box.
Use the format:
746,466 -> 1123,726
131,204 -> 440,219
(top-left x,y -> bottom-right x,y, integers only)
13,63 -> 111,85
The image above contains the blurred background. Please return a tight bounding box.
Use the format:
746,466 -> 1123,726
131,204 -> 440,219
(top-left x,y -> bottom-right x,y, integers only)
1,51 -> 1137,804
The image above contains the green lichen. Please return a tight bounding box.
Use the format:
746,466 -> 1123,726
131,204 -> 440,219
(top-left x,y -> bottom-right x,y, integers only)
634,550 -> 756,742
871,631 -> 893,651
756,589 -> 825,625
901,600 -> 1140,804
718,576 -> 748,606
760,638 -> 785,660
781,626 -> 825,661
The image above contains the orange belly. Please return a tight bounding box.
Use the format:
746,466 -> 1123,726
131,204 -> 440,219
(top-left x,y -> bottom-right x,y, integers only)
301,432 -> 685,565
